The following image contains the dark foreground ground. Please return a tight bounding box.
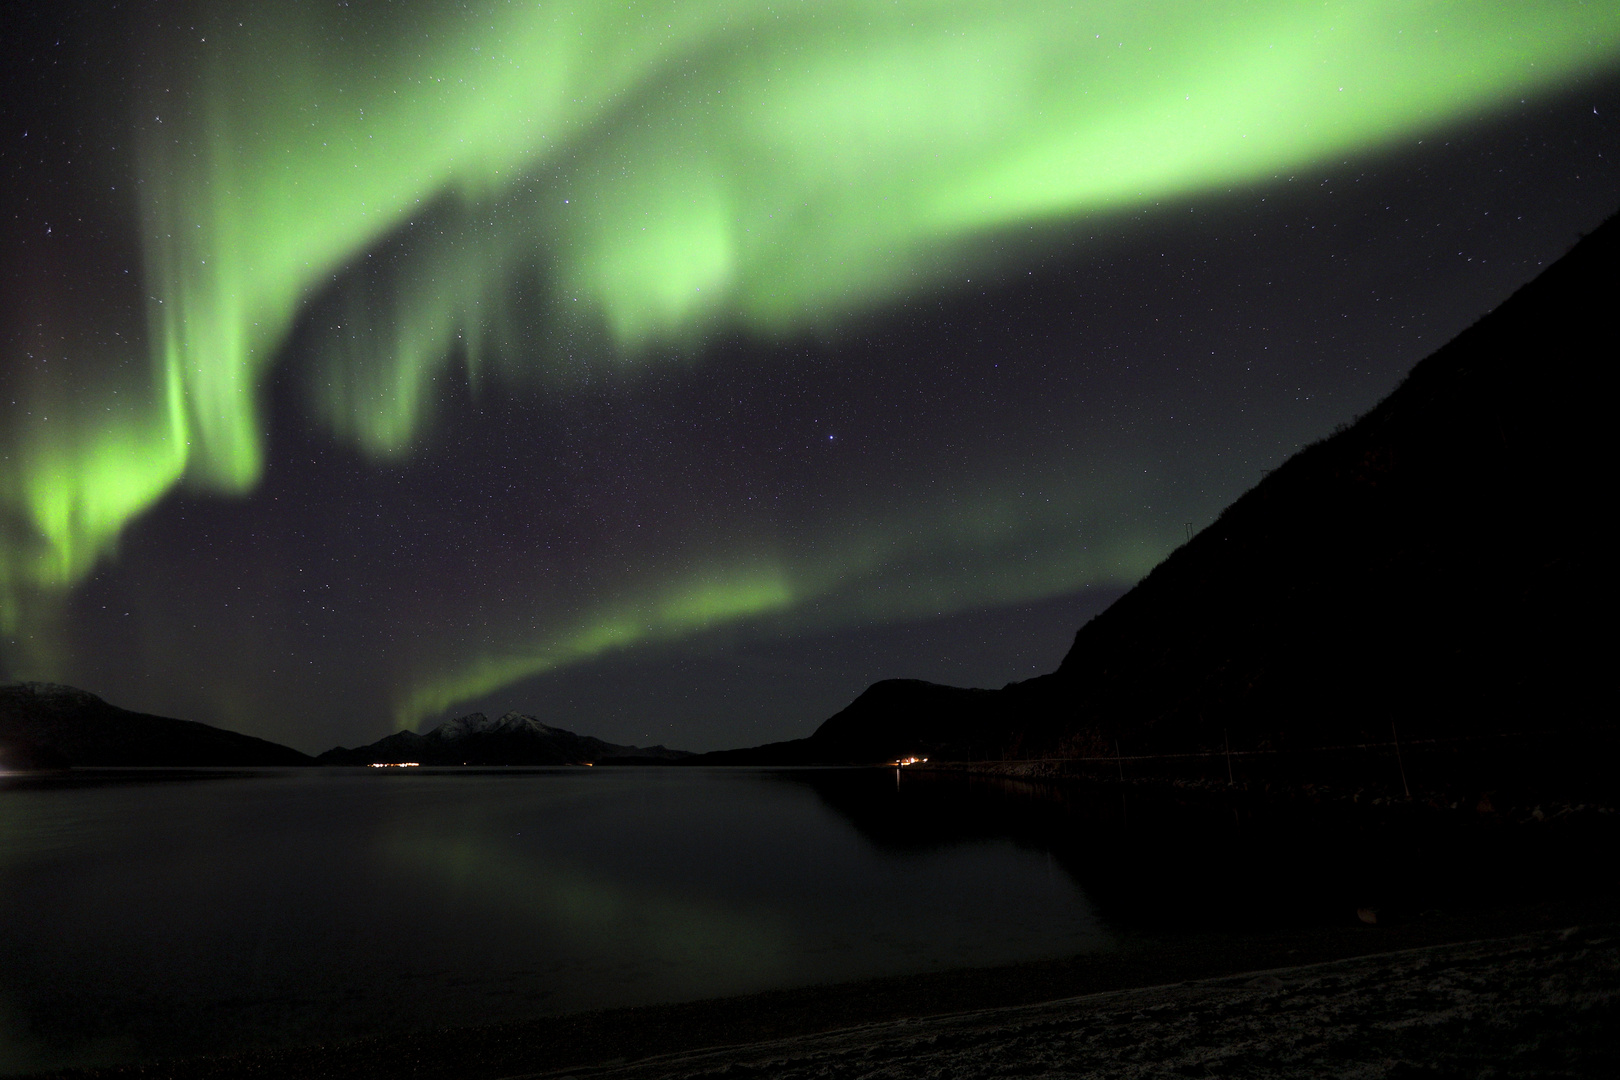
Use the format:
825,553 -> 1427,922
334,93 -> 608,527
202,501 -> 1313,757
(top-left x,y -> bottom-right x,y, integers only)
34,896 -> 1620,1080
552,922 -> 1620,1080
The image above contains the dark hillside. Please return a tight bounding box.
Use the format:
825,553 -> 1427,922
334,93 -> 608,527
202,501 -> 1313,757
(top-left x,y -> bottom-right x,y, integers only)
0,682 -> 313,767
698,679 -> 997,764
710,212 -> 1615,777
1023,212 -> 1613,759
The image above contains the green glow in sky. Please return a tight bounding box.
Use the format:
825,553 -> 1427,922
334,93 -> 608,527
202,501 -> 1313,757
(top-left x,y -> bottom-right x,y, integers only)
390,461 -> 1169,729
3,0 -> 1617,714
397,567 -> 798,727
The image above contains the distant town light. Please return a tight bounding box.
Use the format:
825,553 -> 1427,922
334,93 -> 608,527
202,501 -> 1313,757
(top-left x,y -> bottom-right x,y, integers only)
369,762 -> 420,768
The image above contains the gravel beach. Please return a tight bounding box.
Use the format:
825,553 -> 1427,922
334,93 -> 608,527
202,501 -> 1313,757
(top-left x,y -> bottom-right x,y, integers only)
520,925 -> 1618,1080
35,908 -> 1619,1080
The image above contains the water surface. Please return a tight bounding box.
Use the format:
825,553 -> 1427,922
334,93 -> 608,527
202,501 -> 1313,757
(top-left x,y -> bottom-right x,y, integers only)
0,767 -> 1103,1074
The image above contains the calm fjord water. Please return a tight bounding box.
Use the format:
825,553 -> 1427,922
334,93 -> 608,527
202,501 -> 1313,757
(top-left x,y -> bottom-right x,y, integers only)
0,767 -> 1104,1074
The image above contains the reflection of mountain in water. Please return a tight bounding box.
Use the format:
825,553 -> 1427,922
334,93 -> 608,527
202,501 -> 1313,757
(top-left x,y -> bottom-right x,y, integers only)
775,768 -> 1620,933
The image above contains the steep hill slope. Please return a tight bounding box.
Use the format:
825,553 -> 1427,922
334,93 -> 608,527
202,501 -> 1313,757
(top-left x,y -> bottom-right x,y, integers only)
709,211 -> 1615,767
0,682 -> 313,768
1021,211 -> 1612,758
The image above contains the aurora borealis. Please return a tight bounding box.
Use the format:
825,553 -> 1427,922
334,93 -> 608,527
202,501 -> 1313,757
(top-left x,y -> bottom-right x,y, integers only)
4,1 -> 1619,752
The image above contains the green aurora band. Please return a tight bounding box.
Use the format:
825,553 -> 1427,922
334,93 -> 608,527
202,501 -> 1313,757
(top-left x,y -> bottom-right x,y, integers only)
4,0 -> 1617,725
392,463 -> 1170,728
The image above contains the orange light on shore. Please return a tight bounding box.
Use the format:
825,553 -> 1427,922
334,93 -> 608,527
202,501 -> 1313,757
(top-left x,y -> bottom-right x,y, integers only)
369,762 -> 421,768
896,756 -> 928,767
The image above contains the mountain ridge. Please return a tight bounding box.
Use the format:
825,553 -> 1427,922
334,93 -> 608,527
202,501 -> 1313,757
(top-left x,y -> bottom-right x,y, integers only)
0,682 -> 314,768
316,710 -> 693,766
0,684 -> 694,770
703,211 -> 1615,769
7,215 -> 1612,774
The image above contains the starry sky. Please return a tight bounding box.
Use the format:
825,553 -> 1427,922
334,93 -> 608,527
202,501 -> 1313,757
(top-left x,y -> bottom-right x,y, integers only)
3,1 -> 1618,754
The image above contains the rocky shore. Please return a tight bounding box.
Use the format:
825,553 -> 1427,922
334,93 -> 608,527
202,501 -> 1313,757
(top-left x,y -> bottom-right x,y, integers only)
34,902 -> 1619,1080
550,924 -> 1619,1080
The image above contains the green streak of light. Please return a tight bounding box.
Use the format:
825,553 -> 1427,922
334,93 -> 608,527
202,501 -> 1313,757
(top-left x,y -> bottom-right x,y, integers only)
3,0 -> 1617,653
395,569 -> 795,728
393,466 -> 1169,730
0,352 -> 189,631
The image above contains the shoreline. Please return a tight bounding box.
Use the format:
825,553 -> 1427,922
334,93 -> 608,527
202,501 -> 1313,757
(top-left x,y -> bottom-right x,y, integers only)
542,920 -> 1620,1080
907,752 -> 1620,817
35,894 -> 1620,1080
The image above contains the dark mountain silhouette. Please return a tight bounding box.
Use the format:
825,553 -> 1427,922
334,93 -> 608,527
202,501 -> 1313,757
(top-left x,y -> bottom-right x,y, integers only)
699,680 -> 997,764
706,211 -> 1615,770
0,682 -> 313,768
318,711 -> 694,766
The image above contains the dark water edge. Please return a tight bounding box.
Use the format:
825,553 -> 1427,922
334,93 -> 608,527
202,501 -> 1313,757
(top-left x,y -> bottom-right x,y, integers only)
0,766 -> 1103,1075
31,904 -> 1620,1080
521,924 -> 1620,1080
852,766 -> 1620,932
4,765 -> 1616,1079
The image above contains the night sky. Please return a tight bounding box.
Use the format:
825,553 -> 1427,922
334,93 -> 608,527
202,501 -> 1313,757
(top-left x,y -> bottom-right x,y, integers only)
3,2 -> 1618,754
